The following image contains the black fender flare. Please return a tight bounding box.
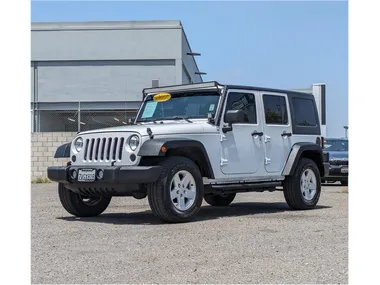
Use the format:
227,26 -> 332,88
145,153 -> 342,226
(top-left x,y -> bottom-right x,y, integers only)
282,142 -> 325,177
138,139 -> 214,178
54,143 -> 71,158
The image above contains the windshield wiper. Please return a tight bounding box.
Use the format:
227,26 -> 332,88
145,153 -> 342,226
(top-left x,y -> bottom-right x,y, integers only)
136,119 -> 158,124
171,116 -> 192,123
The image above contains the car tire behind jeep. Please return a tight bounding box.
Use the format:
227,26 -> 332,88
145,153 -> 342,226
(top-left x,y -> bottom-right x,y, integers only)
204,193 -> 236,206
283,158 -> 321,210
58,183 -> 111,217
147,156 -> 204,223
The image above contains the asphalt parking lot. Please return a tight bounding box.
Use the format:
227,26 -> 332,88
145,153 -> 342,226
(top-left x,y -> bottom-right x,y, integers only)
32,183 -> 348,284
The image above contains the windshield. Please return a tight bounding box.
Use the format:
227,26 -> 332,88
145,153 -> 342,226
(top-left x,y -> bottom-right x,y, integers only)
323,139 -> 349,151
136,92 -> 220,122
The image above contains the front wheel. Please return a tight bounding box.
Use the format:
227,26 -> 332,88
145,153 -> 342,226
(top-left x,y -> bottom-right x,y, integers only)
340,180 -> 348,186
147,156 -> 204,223
204,193 -> 236,206
58,183 -> 111,217
283,158 -> 321,210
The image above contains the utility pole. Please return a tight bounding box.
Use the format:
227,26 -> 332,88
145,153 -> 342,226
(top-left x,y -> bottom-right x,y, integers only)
343,125 -> 348,138
78,101 -> 81,133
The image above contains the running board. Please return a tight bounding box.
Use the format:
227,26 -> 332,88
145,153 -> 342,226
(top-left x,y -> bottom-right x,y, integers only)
204,181 -> 282,194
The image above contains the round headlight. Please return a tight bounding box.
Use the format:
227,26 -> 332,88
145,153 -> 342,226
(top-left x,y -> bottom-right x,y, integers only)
74,137 -> 83,152
128,135 -> 140,151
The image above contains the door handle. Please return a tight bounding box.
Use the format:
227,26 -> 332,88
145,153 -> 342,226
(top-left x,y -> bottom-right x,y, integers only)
252,131 -> 264,137
281,132 -> 292,137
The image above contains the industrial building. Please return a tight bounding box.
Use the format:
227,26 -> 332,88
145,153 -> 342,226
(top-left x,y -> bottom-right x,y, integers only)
31,20 -> 204,132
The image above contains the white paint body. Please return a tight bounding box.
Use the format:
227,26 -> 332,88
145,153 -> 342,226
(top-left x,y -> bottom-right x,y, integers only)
70,87 -> 318,185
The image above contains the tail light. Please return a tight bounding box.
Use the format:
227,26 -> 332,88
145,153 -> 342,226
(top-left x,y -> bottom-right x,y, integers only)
316,136 -> 325,149
316,137 -> 323,148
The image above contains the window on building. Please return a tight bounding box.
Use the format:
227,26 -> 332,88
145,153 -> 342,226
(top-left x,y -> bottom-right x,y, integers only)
224,92 -> 257,124
263,95 -> 288,125
36,109 -> 138,132
292,98 -> 318,126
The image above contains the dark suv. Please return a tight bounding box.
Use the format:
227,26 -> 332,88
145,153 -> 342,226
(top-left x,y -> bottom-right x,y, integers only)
322,138 -> 349,186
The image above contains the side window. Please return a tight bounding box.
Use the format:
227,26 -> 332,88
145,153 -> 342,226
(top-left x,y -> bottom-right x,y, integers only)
224,92 -> 257,124
263,95 -> 288,125
292,98 -> 318,126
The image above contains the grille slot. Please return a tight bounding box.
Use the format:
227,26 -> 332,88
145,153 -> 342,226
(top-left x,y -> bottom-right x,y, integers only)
94,138 -> 100,161
106,138 -> 112,161
82,136 -> 126,163
330,160 -> 348,166
118,138 -> 125,160
112,138 -> 118,161
100,138 -> 106,161
84,139 -> 89,160
89,139 -> 95,161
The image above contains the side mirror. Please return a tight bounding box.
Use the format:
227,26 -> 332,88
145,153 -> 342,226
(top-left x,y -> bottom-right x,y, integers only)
225,110 -> 245,125
222,110 -> 245,133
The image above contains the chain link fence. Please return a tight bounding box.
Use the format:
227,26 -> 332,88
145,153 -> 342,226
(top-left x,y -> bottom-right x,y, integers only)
32,106 -> 138,133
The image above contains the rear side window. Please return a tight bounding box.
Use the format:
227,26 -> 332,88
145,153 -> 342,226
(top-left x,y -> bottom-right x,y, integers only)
292,98 -> 318,126
263,95 -> 288,125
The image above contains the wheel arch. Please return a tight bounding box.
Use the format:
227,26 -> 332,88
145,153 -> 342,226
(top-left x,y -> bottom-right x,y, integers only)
138,139 -> 215,179
54,142 -> 71,158
282,142 -> 325,177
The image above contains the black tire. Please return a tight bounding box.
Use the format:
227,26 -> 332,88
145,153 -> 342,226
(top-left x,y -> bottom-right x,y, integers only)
340,180 -> 348,186
147,156 -> 204,223
283,158 -> 321,210
204,193 -> 236,206
58,183 -> 111,217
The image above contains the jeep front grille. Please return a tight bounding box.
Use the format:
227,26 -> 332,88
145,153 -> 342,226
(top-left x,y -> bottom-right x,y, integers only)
83,137 -> 125,162
330,160 -> 348,166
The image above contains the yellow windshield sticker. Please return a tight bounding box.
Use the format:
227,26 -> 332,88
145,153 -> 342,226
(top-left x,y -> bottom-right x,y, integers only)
153,93 -> 171,102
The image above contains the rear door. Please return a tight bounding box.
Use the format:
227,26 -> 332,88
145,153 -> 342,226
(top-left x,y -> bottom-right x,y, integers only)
260,92 -> 293,173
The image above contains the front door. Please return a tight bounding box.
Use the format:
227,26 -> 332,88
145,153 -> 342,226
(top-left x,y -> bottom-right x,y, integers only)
220,89 -> 264,175
260,92 -> 293,173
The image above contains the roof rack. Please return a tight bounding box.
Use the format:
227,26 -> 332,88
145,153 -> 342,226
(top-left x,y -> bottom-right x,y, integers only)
142,81 -> 223,97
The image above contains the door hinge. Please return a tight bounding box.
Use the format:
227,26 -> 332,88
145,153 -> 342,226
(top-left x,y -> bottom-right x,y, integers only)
264,135 -> 271,143
220,158 -> 228,166
265,157 -> 271,165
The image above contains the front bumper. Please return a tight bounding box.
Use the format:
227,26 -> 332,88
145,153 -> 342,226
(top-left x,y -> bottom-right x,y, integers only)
323,164 -> 348,180
323,163 -> 330,178
47,165 -> 162,185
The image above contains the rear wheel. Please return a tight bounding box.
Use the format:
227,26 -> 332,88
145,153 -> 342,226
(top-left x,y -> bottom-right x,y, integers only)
58,183 -> 111,217
283,158 -> 321,210
147,156 -> 204,223
204,193 -> 236,206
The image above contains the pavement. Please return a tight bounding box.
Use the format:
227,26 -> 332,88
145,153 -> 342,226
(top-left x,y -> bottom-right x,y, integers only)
31,183 -> 348,284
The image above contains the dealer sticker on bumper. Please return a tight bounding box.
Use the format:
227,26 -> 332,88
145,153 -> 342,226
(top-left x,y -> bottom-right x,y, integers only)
341,167 -> 348,174
78,169 -> 96,182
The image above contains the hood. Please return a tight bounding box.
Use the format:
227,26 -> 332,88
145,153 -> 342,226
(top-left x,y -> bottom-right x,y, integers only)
78,120 -> 213,136
324,150 -> 349,160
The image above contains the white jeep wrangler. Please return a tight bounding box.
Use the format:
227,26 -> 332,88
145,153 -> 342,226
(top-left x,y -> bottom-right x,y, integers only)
47,81 -> 328,223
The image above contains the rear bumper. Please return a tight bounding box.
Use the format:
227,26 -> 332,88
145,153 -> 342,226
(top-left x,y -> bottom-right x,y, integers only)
47,165 -> 162,185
